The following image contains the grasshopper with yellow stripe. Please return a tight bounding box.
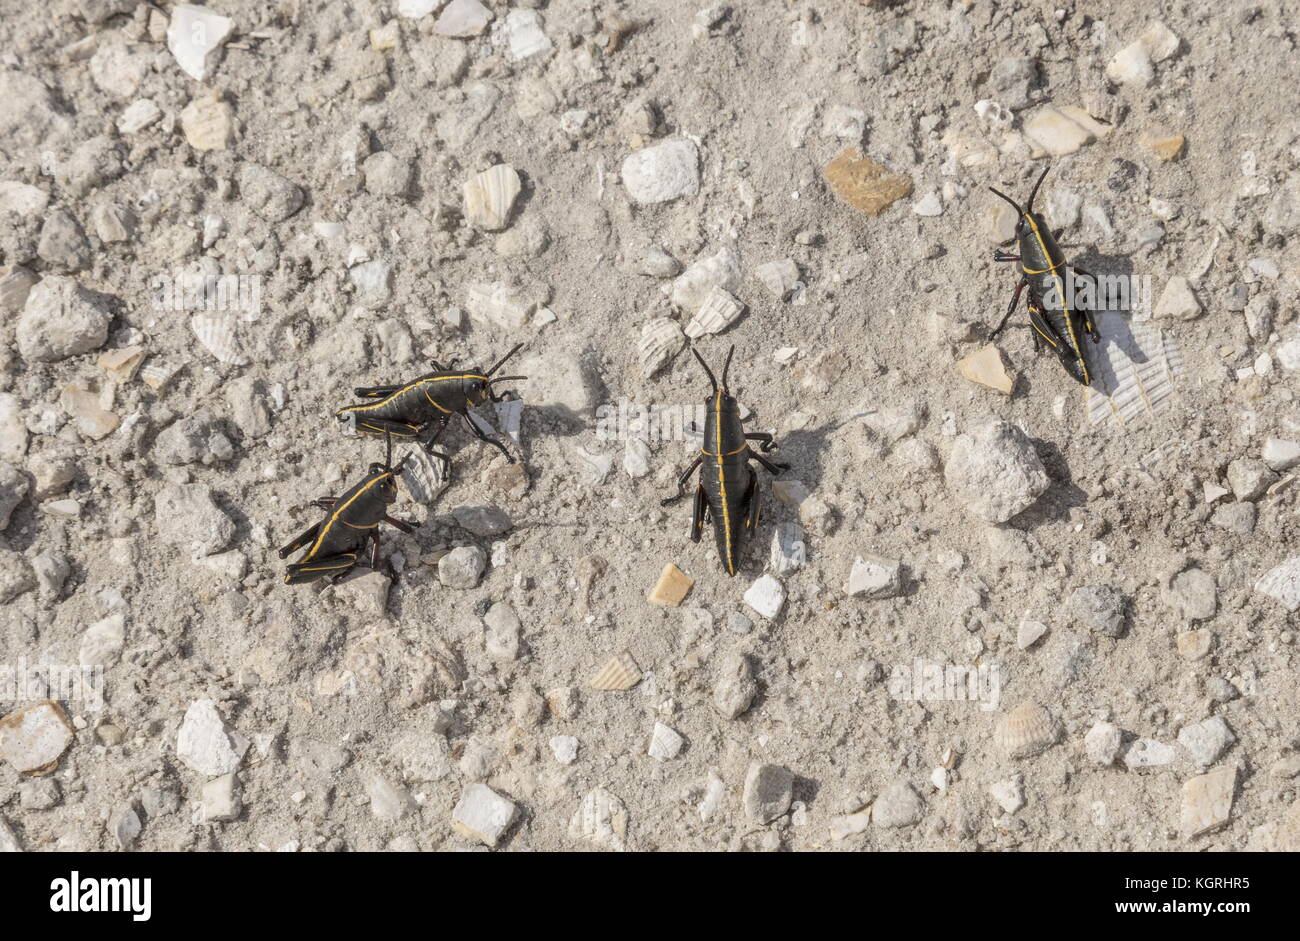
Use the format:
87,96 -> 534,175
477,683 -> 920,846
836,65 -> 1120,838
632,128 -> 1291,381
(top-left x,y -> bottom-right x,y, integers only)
988,165 -> 1101,386
279,433 -> 416,584
663,344 -> 788,577
335,344 -> 527,475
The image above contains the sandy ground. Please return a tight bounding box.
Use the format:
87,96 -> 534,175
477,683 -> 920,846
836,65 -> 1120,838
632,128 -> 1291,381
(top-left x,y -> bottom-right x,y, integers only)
1,0 -> 1299,852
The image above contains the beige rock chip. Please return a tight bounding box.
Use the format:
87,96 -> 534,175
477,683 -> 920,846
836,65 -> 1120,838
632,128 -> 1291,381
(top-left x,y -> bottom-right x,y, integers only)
647,562 -> 693,606
1181,765 -> 1237,838
823,148 -> 912,216
957,345 -> 1014,394
181,93 -> 235,151
1141,133 -> 1185,161
0,701 -> 76,774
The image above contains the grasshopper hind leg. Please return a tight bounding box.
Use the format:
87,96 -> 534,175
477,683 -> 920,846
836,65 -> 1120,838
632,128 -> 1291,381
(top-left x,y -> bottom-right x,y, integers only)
691,484 -> 709,542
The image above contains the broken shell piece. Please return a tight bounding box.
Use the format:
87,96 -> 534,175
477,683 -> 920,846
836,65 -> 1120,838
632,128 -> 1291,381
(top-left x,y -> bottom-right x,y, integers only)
463,164 -> 522,232
98,346 -> 147,382
590,652 -> 642,691
638,317 -> 686,378
958,344 -> 1014,394
569,787 -> 629,851
166,4 -> 234,82
180,93 -> 235,151
647,562 -> 693,606
191,313 -> 249,366
140,359 -> 181,391
684,286 -> 745,340
434,0 -> 493,37
994,702 -> 1059,758
60,384 -> 119,440
399,446 -> 448,504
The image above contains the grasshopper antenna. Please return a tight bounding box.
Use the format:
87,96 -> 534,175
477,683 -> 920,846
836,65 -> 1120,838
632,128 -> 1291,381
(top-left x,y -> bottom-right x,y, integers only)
1025,164 -> 1050,214
720,345 -> 735,390
690,345 -> 718,393
988,186 -> 1022,215
486,343 -> 524,378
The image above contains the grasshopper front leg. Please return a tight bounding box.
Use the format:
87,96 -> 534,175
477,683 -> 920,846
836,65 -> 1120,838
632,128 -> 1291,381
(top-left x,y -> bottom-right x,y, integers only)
744,431 -> 779,453
662,456 -> 703,505
460,411 -> 515,463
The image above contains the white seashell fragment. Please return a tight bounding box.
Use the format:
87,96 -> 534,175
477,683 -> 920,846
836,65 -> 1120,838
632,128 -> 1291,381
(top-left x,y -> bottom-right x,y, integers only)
569,787 -> 629,851
190,313 -> 249,366
590,652 -> 641,691
994,702 -> 1059,759
1085,312 -> 1185,428
638,318 -> 686,378
684,286 -> 745,339
0,701 -> 75,773
399,446 -> 448,505
463,164 -> 521,231
166,4 -> 234,82
647,722 -> 684,761
140,359 -> 181,391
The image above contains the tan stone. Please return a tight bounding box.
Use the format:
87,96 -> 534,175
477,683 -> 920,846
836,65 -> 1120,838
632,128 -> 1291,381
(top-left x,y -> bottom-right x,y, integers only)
1142,133 -> 1185,161
1176,629 -> 1213,661
1181,765 -> 1236,838
958,344 -> 1014,395
823,148 -> 912,216
0,701 -> 75,774
648,562 -> 694,606
181,93 -> 234,151
97,345 -> 146,382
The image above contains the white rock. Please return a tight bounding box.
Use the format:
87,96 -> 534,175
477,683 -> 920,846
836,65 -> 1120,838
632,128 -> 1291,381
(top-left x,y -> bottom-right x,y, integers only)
1016,619 -> 1048,650
755,258 -> 800,300
1278,338 -> 1300,371
698,772 -> 727,822
200,774 -> 240,822
743,574 -> 786,620
1262,438 -> 1300,471
506,9 -> 552,60
624,437 -> 651,478
988,775 -> 1025,814
452,783 -> 518,846
167,4 -> 234,81
1105,41 -> 1154,86
483,602 -> 522,661
117,99 -> 162,134
434,0 -> 492,37
872,781 -> 924,828
1182,765 -> 1236,838
943,419 -> 1049,523
647,722 -> 684,761
1255,557 -> 1300,612
549,735 -> 578,765
175,699 -> 248,776
0,814 -> 21,852
397,0 -> 439,17
846,554 -> 902,599
1177,717 -> 1235,772
621,138 -> 700,205
1140,21 -> 1181,62
1084,721 -> 1123,766
671,245 -> 741,311
465,281 -> 531,330
79,614 -> 125,667
912,191 -> 943,217
366,774 -> 414,821
769,522 -> 805,575
1124,737 -> 1178,771
1153,276 -> 1201,320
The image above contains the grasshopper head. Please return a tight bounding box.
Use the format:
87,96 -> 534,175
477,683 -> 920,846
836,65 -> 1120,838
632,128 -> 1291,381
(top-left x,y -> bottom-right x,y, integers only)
475,343 -> 527,404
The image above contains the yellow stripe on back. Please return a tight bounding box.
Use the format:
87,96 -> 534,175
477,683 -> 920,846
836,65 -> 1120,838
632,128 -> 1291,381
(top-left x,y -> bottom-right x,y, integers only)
300,473 -> 391,561
342,375 -> 487,414
1026,217 -> 1089,384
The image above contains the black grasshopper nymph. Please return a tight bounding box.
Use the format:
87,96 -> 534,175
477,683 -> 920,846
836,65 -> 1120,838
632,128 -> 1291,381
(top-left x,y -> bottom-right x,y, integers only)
662,344 -> 789,577
279,432 -> 417,585
988,164 -> 1101,386
336,344 -> 527,474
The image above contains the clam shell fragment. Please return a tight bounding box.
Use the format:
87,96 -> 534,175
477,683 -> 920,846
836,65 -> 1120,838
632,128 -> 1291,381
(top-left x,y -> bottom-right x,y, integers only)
190,313 -> 249,366
638,317 -> 685,378
684,286 -> 745,339
590,651 -> 641,691
994,702 -> 1059,758
463,164 -> 521,231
